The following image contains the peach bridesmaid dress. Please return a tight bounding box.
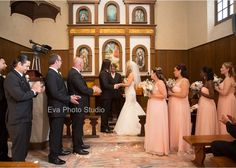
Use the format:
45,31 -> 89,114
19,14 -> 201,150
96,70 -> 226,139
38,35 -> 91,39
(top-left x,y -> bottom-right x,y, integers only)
217,78 -> 236,134
195,87 -> 219,135
145,80 -> 169,155
168,78 -> 191,153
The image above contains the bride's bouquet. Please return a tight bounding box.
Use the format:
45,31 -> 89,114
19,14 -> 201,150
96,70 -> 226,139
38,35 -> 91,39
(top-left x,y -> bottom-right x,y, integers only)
138,79 -> 154,97
166,78 -> 176,90
213,74 -> 223,86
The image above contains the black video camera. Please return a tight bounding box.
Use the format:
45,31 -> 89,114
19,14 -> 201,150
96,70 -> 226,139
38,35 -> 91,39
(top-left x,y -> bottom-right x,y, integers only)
29,40 -> 52,55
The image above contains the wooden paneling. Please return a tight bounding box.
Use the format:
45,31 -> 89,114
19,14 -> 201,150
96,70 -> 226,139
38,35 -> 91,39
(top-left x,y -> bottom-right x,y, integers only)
1,34 -> 236,83
0,37 -> 69,78
0,37 -> 32,75
156,50 -> 188,79
188,34 -> 236,82
156,34 -> 236,83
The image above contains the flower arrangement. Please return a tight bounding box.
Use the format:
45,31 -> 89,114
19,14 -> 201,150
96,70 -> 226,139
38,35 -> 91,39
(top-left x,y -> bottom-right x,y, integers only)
138,79 -> 154,97
25,74 -> 30,82
166,78 -> 176,90
213,74 -> 223,86
190,81 -> 203,92
190,81 -> 203,97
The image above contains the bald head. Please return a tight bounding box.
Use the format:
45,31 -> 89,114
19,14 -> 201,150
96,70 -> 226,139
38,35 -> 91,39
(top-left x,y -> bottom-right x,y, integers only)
73,57 -> 84,71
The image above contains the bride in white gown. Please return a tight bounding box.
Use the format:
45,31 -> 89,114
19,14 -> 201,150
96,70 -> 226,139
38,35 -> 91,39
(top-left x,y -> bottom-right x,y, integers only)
114,61 -> 145,135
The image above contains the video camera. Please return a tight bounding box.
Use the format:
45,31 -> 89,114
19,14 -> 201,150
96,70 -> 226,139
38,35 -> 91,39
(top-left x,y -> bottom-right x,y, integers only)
29,40 -> 52,55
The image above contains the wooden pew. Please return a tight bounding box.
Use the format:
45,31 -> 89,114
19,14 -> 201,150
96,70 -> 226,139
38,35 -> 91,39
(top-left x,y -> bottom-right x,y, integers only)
210,156 -> 236,167
183,134 -> 235,167
0,161 -> 39,167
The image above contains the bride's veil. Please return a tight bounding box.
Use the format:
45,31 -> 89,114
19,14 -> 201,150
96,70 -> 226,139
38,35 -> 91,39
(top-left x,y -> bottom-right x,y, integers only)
129,61 -> 141,86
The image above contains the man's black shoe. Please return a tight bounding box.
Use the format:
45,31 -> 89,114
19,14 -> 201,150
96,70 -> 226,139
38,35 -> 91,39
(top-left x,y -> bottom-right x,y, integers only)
81,144 -> 90,149
48,157 -> 66,165
74,149 -> 89,155
59,150 -> 71,156
101,128 -> 113,133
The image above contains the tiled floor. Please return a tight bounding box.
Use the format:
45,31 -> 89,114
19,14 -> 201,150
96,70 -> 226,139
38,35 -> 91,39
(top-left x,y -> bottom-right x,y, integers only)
7,119 -> 215,167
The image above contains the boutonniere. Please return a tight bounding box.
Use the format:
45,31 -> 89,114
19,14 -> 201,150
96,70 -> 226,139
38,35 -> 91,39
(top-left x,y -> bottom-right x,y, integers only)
3,75 -> 6,78
25,75 -> 30,82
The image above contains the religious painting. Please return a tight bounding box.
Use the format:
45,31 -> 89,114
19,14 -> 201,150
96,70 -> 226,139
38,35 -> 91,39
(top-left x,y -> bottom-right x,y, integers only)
103,40 -> 122,71
76,45 -> 92,72
79,9 -> 89,22
135,9 -> 145,22
107,4 -> 117,22
132,6 -> 147,23
76,6 -> 91,24
136,48 -> 145,69
132,45 -> 148,72
104,1 -> 120,23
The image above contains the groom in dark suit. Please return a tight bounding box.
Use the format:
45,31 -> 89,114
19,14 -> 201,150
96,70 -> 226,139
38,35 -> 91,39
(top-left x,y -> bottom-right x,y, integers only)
45,54 -> 79,165
99,59 -> 118,133
67,57 -> 101,155
4,54 -> 43,161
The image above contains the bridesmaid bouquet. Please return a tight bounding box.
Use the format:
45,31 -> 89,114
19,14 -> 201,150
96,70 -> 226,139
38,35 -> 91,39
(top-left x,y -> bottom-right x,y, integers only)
190,81 -> 203,92
213,74 -> 223,86
139,79 -> 154,97
190,81 -> 203,97
166,78 -> 176,90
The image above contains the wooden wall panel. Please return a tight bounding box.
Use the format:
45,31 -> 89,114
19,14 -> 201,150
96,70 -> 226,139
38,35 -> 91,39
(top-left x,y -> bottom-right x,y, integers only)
1,35 -> 236,83
156,50 -> 188,79
188,34 -> 236,82
0,37 -> 31,75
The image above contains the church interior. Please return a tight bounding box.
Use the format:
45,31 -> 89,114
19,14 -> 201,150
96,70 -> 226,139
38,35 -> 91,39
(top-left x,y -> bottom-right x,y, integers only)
0,0 -> 236,167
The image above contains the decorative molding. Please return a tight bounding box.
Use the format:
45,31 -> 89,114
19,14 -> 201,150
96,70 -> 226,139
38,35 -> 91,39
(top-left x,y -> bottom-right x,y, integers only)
70,28 -> 96,34
99,28 -> 125,34
129,29 -> 154,34
123,0 -> 156,4
67,0 -> 100,4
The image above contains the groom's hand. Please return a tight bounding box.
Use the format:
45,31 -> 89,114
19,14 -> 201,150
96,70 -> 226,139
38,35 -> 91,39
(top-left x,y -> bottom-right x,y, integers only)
114,84 -> 119,89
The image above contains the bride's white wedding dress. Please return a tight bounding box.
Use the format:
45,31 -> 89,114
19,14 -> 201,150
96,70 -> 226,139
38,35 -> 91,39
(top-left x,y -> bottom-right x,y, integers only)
114,81 -> 145,135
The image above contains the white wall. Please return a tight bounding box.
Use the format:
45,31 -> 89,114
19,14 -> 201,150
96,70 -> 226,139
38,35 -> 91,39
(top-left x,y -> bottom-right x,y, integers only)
187,1 -> 208,49
207,0 -> 233,43
0,0 -> 234,50
155,1 -> 188,50
0,0 -> 68,49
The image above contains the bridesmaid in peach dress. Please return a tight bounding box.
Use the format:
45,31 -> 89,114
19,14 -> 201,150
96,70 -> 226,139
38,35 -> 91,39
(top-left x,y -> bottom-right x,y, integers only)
215,62 -> 236,134
145,67 -> 169,156
195,67 -> 219,135
168,64 -> 191,153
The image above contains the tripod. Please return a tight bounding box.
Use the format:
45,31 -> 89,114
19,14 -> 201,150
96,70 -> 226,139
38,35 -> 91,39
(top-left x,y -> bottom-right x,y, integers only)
31,53 -> 41,73
20,51 -> 41,73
